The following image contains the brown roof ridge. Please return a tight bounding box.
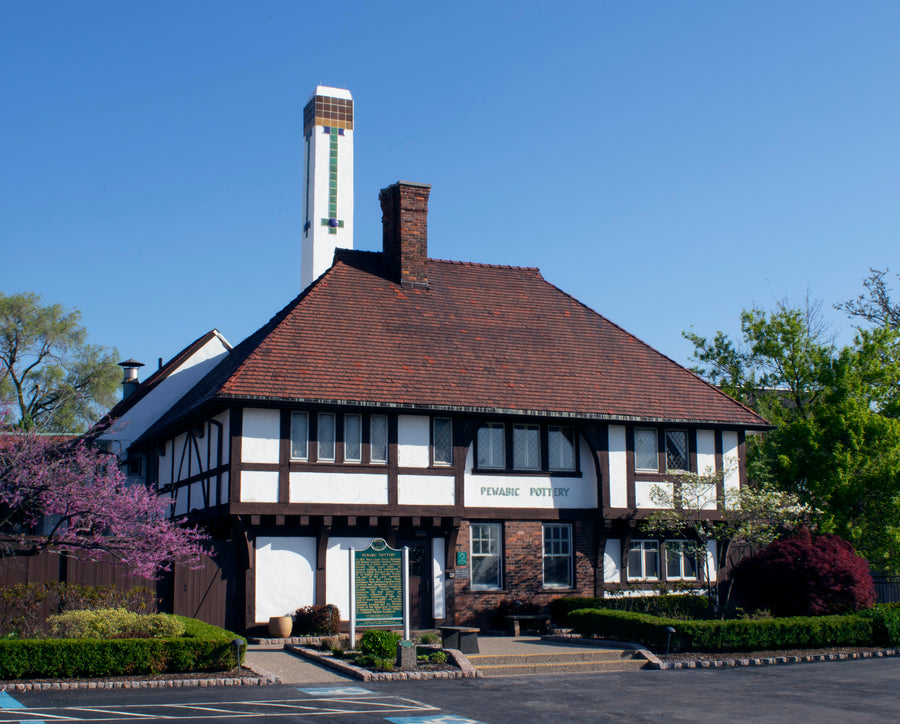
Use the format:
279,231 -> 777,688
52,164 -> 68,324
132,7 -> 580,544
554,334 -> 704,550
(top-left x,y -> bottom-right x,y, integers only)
333,247 -> 542,273
536,275 -> 770,428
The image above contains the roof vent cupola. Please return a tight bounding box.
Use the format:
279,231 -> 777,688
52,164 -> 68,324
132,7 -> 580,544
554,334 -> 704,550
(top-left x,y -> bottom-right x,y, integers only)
118,359 -> 145,400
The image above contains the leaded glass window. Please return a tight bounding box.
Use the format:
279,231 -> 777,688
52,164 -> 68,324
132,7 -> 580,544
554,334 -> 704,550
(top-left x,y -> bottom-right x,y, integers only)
344,414 -> 361,462
665,430 -> 689,471
370,415 -> 388,463
318,413 -> 335,461
433,418 -> 452,465
477,423 -> 505,469
290,412 -> 308,460
634,428 -> 658,471
548,426 -> 576,471
513,424 -> 541,470
666,541 -> 698,580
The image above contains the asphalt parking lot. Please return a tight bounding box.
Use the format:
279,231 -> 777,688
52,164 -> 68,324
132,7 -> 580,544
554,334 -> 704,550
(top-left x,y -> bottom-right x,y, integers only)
4,656 -> 900,723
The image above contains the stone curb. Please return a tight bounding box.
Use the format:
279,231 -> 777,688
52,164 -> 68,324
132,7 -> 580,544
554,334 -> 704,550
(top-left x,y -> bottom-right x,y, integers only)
644,648 -> 900,670
0,673 -> 279,692
286,645 -> 481,681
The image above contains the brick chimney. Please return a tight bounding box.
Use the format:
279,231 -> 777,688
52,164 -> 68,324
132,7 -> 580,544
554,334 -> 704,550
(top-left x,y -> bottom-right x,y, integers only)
379,181 -> 431,290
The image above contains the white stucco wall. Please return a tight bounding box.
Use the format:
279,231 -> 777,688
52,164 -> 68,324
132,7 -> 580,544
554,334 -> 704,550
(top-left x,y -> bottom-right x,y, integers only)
240,470 -> 279,503
398,475 -> 455,506
706,541 -> 718,583
722,431 -> 740,495
463,436 -> 597,509
255,537 -> 316,622
289,472 -> 388,504
608,425 -> 628,508
97,332 -> 231,458
241,408 -> 280,463
432,537 -> 446,619
397,415 -> 430,468
603,539 -> 621,583
158,439 -> 173,486
696,429 -> 716,475
636,480 -> 673,509
325,537 -> 374,621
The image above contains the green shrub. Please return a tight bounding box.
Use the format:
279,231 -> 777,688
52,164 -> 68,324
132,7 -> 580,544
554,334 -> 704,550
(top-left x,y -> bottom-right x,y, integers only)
359,629 -> 401,659
0,616 -> 244,680
567,608 -> 874,652
0,583 -> 157,638
48,609 -> 184,639
549,594 -> 713,626
292,604 -> 340,635
429,650 -> 448,664
860,604 -> 900,647
418,632 -> 439,644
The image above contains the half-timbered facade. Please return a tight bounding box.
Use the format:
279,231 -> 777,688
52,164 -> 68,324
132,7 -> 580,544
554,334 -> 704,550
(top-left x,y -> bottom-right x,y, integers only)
104,180 -> 768,634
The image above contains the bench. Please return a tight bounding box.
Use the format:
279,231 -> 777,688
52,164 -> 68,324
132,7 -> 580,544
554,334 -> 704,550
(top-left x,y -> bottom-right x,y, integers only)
439,625 -> 480,654
506,614 -> 552,637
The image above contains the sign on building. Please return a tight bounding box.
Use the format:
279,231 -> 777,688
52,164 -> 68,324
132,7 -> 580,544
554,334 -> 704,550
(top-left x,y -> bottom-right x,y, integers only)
349,539 -> 409,643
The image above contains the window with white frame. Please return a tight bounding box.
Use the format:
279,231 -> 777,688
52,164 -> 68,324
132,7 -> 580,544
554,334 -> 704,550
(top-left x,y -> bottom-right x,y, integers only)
344,414 -> 362,462
370,415 -> 388,463
665,430 -> 689,471
548,426 -> 576,471
665,540 -> 699,580
470,523 -> 502,589
513,424 -> 541,470
634,428 -> 658,471
318,413 -> 335,461
542,524 -> 573,588
627,540 -> 660,580
433,418 -> 452,465
477,423 -> 505,469
290,412 -> 308,460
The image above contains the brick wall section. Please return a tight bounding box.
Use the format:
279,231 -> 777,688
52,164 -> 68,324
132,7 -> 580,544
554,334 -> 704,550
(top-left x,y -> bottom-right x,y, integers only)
451,520 -> 595,629
379,181 -> 431,290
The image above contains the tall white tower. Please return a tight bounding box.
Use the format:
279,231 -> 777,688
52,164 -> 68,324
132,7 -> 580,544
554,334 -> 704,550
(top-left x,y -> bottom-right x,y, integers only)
301,86 -> 354,289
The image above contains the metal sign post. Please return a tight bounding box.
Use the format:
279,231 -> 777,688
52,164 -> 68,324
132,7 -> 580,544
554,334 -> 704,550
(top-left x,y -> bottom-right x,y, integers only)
348,546 -> 356,648
402,546 -> 410,641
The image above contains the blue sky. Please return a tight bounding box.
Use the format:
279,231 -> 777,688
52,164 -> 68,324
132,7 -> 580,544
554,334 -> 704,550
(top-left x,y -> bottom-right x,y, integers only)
3,1 -> 898,380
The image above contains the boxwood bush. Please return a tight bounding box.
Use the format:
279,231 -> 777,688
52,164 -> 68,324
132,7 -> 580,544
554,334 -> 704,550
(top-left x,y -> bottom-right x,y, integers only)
48,609 -> 185,639
0,616 -> 244,680
550,594 -> 713,626
567,608 -> 874,652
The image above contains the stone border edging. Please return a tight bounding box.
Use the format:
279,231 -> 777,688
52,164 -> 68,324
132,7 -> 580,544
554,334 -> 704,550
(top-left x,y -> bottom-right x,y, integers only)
0,671 -> 278,692
286,644 -> 481,681
647,648 -> 900,670
541,635 -> 900,671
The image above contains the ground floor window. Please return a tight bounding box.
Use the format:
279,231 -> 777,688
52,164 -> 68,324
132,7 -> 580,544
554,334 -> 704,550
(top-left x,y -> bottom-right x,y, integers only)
666,540 -> 699,580
542,524 -> 572,588
627,539 -> 659,580
471,523 -> 502,589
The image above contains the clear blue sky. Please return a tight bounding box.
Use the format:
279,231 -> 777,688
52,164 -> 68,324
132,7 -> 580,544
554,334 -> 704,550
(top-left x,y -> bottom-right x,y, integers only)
3,1 -> 898,381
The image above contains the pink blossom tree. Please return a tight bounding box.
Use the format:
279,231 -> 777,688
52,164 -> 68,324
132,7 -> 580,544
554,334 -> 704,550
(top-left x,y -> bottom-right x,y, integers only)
0,407 -> 208,579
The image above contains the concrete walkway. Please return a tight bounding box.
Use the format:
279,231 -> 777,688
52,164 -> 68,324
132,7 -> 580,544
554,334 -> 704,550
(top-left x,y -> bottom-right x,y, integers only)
245,635 -> 637,685
244,648 -> 354,685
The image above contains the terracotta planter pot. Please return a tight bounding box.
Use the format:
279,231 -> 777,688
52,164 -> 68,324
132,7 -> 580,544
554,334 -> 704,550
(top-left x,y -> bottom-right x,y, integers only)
268,615 -> 293,638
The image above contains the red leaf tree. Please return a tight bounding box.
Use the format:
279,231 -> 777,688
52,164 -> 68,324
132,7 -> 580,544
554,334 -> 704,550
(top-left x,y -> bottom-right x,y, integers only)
0,410 -> 208,579
731,527 -> 875,616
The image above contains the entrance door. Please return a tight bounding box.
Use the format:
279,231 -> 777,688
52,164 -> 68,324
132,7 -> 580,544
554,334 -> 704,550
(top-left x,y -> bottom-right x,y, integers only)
397,539 -> 433,630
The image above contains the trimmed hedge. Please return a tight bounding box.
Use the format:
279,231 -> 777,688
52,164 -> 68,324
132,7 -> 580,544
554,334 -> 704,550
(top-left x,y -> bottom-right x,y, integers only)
49,609 -> 185,639
860,604 -> 900,647
567,608 -> 874,652
0,616 -> 244,680
549,594 -> 713,626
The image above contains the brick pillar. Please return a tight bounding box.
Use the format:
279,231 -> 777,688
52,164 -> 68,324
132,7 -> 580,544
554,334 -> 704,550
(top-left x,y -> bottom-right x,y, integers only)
379,181 -> 431,290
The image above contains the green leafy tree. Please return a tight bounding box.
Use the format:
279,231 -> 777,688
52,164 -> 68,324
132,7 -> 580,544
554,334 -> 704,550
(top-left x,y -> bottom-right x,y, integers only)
645,470 -> 808,602
0,292 -> 120,432
685,300 -> 900,571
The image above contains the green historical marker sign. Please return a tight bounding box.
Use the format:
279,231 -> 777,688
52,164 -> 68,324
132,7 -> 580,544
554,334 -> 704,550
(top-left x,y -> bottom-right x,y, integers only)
354,539 -> 403,628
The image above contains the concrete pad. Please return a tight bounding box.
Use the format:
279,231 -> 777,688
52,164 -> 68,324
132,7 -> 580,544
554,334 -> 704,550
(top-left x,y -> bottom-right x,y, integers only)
244,650 -> 354,685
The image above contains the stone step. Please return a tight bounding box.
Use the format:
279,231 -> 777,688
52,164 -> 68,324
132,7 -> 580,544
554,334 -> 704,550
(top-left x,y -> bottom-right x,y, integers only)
475,659 -> 647,677
469,650 -> 636,666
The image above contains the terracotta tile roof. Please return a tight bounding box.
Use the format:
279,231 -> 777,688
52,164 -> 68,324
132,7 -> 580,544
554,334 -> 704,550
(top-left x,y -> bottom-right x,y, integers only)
191,250 -> 765,427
